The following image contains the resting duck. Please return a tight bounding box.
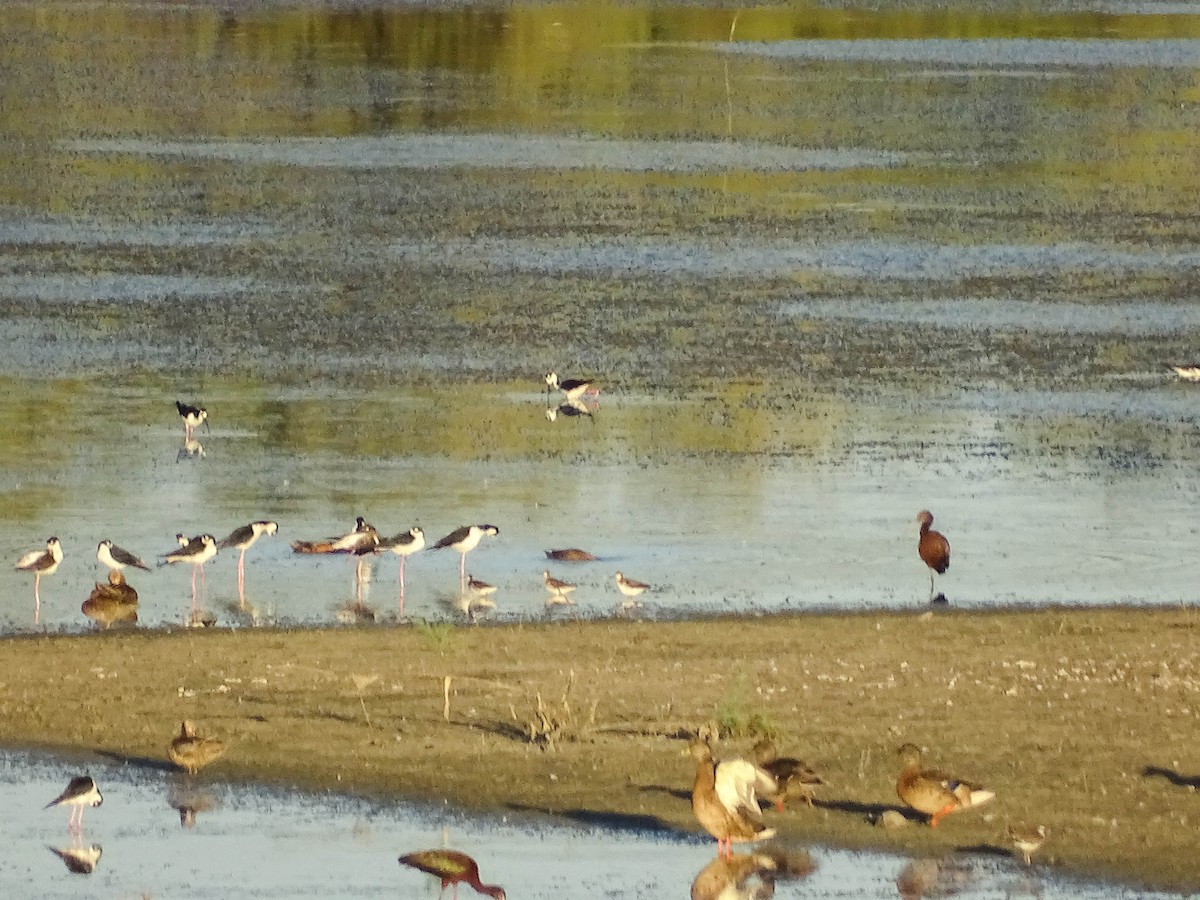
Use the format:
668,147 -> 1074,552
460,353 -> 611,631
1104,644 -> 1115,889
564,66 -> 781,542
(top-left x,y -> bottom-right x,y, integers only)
81,570 -> 139,629
689,739 -> 777,858
752,738 -> 825,810
168,721 -> 226,775
895,743 -> 994,827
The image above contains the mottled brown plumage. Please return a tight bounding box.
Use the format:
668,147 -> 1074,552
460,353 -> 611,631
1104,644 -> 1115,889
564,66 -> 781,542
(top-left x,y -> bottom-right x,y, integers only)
168,721 -> 226,775
81,570 -> 138,629
689,740 -> 776,858
752,738 -> 825,811
896,743 -> 994,827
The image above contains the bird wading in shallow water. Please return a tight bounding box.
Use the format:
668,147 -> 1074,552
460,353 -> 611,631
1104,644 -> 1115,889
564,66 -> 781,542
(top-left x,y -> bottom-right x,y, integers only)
96,539 -> 150,573
218,520 -> 278,602
895,743 -> 994,827
376,526 -> 425,614
45,776 -> 102,832
431,525 -> 498,591
398,849 -> 506,899
916,510 -> 950,603
544,371 -> 598,401
175,400 -> 208,439
16,536 -> 63,625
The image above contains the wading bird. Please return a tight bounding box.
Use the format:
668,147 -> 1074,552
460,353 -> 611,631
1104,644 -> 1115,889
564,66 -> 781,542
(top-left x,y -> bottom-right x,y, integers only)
398,849 -> 506,899
45,776 -> 102,832
895,743 -> 994,828
543,570 -> 577,602
916,510 -> 950,603
16,536 -> 63,624
544,371 -> 598,401
96,539 -> 150,573
431,525 -> 498,590
168,720 -> 226,775
218,520 -> 278,602
376,526 -> 425,613
175,400 -> 208,439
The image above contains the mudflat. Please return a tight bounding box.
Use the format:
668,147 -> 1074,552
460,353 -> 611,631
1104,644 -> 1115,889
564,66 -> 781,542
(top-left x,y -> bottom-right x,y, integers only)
1,606 -> 1197,891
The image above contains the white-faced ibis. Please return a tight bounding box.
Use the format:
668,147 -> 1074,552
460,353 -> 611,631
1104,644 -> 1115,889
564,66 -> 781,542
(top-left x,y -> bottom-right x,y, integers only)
1007,823 -> 1047,865
398,849 -> 506,899
218,520 -> 278,601
431,525 -> 499,590
96,539 -> 150,573
45,776 -> 102,832
895,743 -> 994,828
751,738 -> 825,811
16,536 -> 62,624
687,739 -> 777,858
544,371 -> 597,401
175,400 -> 208,439
916,510 -> 950,602
168,720 -> 226,775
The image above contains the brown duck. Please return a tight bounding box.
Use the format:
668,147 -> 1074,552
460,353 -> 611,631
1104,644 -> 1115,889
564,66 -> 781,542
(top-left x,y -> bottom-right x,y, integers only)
81,570 -> 138,629
752,738 -> 825,811
895,743 -> 994,827
168,721 -> 226,775
689,739 -> 777,858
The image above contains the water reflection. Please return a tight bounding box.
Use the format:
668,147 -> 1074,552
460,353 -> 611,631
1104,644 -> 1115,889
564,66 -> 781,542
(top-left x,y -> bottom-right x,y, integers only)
546,398 -> 597,422
46,842 -> 102,875
167,779 -> 219,829
690,848 -> 816,900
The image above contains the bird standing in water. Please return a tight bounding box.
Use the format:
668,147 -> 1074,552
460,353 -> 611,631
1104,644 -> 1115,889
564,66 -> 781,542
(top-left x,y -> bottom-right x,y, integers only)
398,849 -> 506,899
431,525 -> 499,591
916,510 -> 950,603
16,536 -> 63,625
688,738 -> 777,858
45,776 -> 103,832
218,520 -> 278,603
175,400 -> 208,439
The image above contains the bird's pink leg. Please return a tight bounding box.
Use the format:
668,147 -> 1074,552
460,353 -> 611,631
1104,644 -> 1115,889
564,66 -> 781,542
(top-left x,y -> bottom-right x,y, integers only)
33,573 -> 40,625
459,553 -> 466,591
238,551 -> 246,604
398,558 -> 406,617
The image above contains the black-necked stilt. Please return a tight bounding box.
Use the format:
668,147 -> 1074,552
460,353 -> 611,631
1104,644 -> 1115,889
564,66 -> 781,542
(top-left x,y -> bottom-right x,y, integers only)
168,720 -> 226,775
175,400 -> 208,439
48,843 -> 103,874
377,526 -> 424,614
16,536 -> 62,624
542,569 -> 577,601
96,539 -> 150,573
545,548 -> 598,562
82,570 -> 139,629
916,510 -> 950,604
544,371 -> 598,401
1167,363 -> 1200,381
218,521 -> 278,602
164,534 -> 218,618
545,398 -> 595,422
614,571 -> 651,599
45,776 -> 102,832
431,524 -> 499,589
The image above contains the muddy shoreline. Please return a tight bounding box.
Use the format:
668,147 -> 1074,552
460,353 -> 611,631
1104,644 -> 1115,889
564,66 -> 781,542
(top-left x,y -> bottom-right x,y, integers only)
2,606 -> 1197,892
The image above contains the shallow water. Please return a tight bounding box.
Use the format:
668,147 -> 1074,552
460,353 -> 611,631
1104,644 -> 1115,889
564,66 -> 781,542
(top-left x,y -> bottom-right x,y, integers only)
1,749 -> 1172,898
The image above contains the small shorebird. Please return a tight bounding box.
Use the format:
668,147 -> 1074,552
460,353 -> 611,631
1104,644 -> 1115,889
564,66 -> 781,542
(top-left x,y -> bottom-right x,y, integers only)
1006,823 -> 1047,866
543,570 -> 577,601
688,738 -> 777,859
399,849 -> 506,900
48,843 -> 103,874
545,371 -> 597,401
377,526 -> 425,613
82,570 -> 139,629
96,539 -> 150,573
175,400 -> 208,439
916,510 -> 950,603
168,720 -> 226,775
467,574 -> 497,597
614,571 -> 651,599
431,524 -> 499,589
16,536 -> 63,624
45,776 -> 103,832
1167,363 -> 1200,382
895,743 -> 994,827
752,738 -> 825,811
218,520 -> 278,601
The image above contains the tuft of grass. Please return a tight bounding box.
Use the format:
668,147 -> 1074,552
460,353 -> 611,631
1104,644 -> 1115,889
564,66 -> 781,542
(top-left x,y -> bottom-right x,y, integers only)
412,620 -> 458,652
714,678 -> 780,741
